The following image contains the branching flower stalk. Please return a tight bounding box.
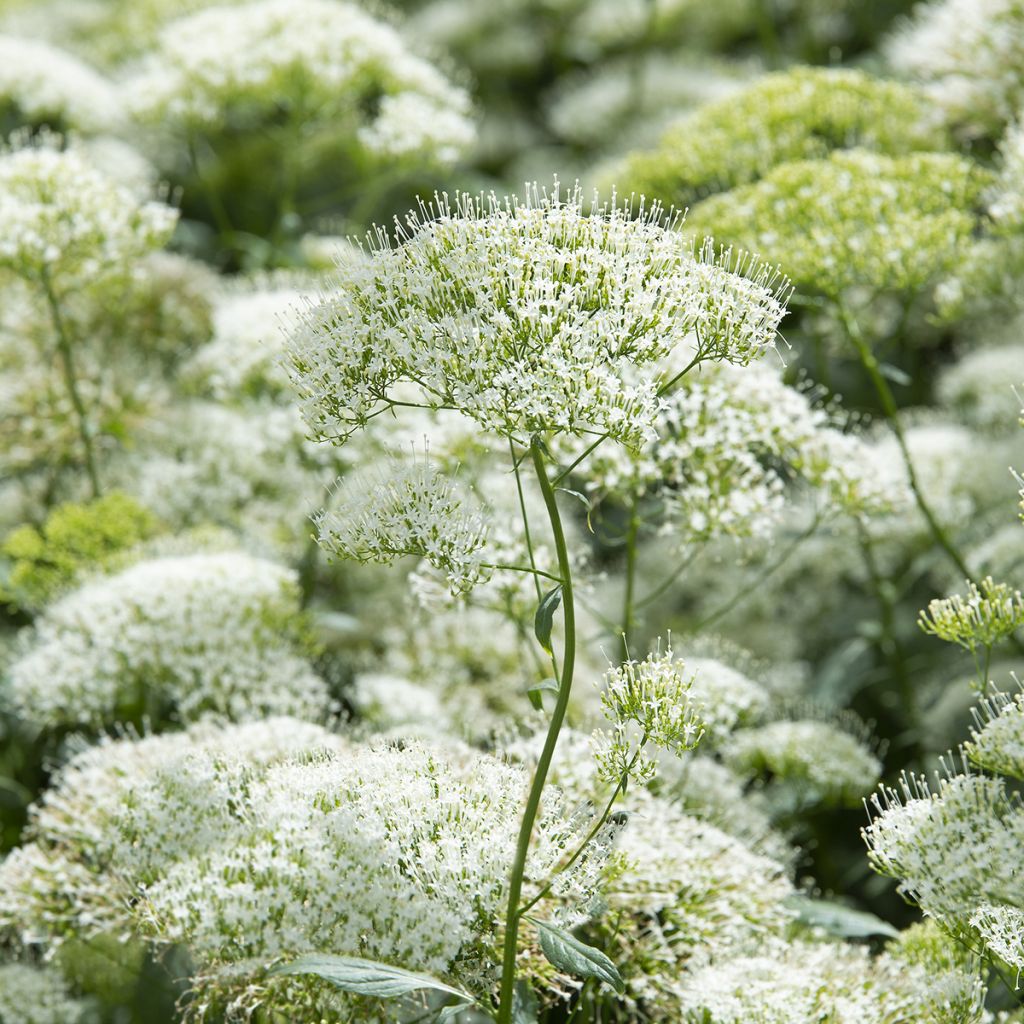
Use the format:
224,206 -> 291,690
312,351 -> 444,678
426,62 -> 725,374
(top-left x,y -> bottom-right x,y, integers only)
285,186 -> 789,1018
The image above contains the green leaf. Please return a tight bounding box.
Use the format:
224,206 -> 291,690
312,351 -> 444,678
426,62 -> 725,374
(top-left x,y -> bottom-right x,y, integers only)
534,585 -> 562,655
879,362 -> 912,387
785,896 -> 899,939
527,677 -> 560,711
268,954 -> 474,1002
529,918 -> 625,993
556,487 -> 595,533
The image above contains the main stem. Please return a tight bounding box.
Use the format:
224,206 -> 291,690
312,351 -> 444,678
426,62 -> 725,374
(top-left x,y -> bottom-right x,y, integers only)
42,272 -> 100,498
496,440 -> 577,1024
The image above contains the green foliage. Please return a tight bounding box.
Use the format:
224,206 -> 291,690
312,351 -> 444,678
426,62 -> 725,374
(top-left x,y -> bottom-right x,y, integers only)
1,492 -> 160,611
608,67 -> 946,207
685,150 -> 988,299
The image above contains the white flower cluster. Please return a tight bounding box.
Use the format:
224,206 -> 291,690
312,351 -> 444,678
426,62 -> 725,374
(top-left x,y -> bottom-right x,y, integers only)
683,656 -> 769,741
289,187 -> 788,450
919,575 -> 1024,653
864,763 -> 1024,967
671,938 -> 984,1024
576,357 -> 891,543
885,0 -> 1024,135
937,343 -> 1024,430
0,720 -> 584,1019
115,401 -> 333,552
604,791 -> 796,1009
0,35 -> 120,133
966,685 -> 1024,779
725,719 -> 883,806
184,285 -> 306,401
127,0 -> 475,166
316,454 -> 491,595
5,551 -> 330,728
0,962 -> 92,1024
596,646 -> 704,784
0,142 -> 176,291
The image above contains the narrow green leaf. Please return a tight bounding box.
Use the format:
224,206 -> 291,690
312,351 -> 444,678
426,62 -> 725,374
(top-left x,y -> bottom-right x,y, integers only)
557,487 -> 595,533
268,954 -> 473,1002
879,362 -> 912,387
534,585 -> 562,655
785,896 -> 899,939
529,918 -> 625,993
527,677 -> 560,710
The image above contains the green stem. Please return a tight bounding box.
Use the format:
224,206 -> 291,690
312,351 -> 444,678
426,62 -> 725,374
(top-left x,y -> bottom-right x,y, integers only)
693,515 -> 820,631
858,522 -> 915,728
496,440 -> 577,1024
620,503 -> 640,662
41,272 -> 100,498
839,301 -> 971,580
482,562 -> 563,584
634,550 -> 699,613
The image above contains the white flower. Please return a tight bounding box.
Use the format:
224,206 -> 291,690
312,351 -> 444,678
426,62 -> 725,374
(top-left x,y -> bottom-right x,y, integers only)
316,453 -> 491,596
570,356 -> 891,543
671,939 -> 984,1024
885,0 -> 1024,135
596,645 -> 704,783
969,903 -> 1024,975
726,719 -> 882,805
127,0 -> 474,166
114,400 -> 334,552
864,768 -> 1024,925
184,286 -> 306,400
0,141 -> 176,291
288,185 -> 788,450
0,723 -> 585,1018
0,963 -> 92,1024
0,35 -> 120,133
6,551 -> 331,728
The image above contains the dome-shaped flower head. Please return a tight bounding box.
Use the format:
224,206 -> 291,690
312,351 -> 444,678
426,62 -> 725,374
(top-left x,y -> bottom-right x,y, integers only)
287,184 -> 788,451
126,0 -> 474,168
0,141 -> 176,294
0,35 -> 121,135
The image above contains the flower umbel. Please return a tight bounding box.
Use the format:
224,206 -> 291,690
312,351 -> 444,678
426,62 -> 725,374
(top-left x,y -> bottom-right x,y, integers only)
596,645 -> 704,784
918,576 -> 1024,653
288,184 -> 788,449
315,452 -> 491,596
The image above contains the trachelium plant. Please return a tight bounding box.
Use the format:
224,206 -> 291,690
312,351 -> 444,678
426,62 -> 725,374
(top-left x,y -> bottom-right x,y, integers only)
283,183 -> 788,1020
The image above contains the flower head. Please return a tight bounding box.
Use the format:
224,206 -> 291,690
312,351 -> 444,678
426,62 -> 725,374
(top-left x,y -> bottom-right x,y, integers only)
0,140 -> 176,292
289,185 -> 787,450
6,550 -> 330,729
316,452 -> 490,596
918,575 -> 1024,653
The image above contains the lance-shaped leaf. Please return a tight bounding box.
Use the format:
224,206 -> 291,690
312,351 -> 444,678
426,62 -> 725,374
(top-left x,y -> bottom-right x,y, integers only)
534,585 -> 562,655
268,954 -> 474,1002
785,895 -> 899,938
529,918 -> 624,993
